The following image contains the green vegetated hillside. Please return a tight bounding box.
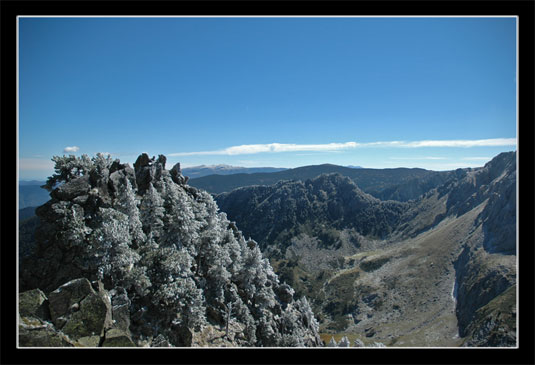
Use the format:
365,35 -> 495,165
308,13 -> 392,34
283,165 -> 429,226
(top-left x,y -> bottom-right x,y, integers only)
215,151 -> 517,347
188,164 -> 458,202
18,151 -> 517,347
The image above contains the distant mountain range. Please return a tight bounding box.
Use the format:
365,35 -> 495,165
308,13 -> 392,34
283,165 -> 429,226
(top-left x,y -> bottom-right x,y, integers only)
181,165 -> 288,178
19,180 -> 47,186
18,181 -> 49,209
188,164 -> 463,201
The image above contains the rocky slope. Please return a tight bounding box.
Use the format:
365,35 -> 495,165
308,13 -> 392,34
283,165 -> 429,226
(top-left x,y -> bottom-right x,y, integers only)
19,153 -> 322,347
213,151 -> 517,347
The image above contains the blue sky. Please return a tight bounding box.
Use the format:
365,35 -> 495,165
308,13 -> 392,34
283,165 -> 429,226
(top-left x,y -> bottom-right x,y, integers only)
18,17 -> 517,180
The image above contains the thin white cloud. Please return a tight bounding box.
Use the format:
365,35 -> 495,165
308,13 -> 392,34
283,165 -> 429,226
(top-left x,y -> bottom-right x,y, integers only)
169,138 -> 516,157
64,146 -> 80,153
169,142 -> 359,156
398,138 -> 516,148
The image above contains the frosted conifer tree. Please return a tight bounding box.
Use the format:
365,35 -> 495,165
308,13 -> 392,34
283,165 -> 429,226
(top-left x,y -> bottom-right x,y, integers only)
114,178 -> 146,247
139,183 -> 165,241
328,337 -> 338,347
338,336 -> 350,347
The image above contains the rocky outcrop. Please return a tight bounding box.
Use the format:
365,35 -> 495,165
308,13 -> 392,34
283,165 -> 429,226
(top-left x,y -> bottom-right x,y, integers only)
19,278 -> 137,347
101,328 -> 136,347
19,288 -> 50,320
19,153 -> 322,347
19,316 -> 75,347
47,278 -> 113,341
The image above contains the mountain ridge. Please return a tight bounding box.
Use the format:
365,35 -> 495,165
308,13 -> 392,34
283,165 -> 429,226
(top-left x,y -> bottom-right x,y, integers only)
18,151 -> 517,347
182,165 -> 288,178
212,151 -> 517,346
188,163 -> 465,202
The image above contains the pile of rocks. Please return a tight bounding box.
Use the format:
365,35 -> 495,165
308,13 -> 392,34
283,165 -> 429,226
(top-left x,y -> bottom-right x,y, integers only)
19,278 -> 134,347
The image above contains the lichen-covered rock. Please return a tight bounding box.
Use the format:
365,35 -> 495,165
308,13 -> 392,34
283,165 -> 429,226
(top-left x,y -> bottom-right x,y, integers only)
48,278 -> 112,340
19,325 -> 75,347
19,289 -> 50,320
19,315 -> 75,347
102,328 -> 136,347
75,335 -> 101,347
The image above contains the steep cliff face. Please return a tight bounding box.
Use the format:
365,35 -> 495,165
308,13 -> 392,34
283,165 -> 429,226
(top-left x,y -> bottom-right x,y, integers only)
453,244 -> 516,345
19,153 -> 322,347
447,152 -> 517,346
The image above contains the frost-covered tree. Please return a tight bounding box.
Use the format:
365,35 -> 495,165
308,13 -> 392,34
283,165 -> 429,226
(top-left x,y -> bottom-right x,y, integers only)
114,178 -> 146,247
328,337 -> 338,347
139,183 -> 165,241
338,336 -> 350,347
42,153 -> 112,191
159,181 -> 201,254
85,208 -> 142,287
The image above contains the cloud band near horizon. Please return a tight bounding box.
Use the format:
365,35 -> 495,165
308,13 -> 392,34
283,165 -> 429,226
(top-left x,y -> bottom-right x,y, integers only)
168,138 -> 516,157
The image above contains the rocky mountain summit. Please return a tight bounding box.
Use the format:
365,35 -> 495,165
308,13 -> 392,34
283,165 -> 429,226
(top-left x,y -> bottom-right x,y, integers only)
19,153 -> 322,347
213,151 -> 517,347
